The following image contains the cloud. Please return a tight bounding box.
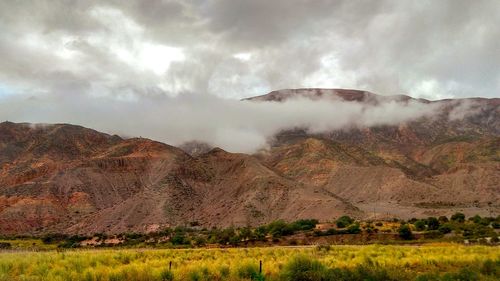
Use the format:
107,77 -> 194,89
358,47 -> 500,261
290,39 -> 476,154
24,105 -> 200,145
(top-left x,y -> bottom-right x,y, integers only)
0,0 -> 499,101
0,0 -> 498,152
0,92 -> 443,153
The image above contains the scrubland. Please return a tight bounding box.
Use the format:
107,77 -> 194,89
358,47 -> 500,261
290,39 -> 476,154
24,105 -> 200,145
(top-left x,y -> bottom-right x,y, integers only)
0,244 -> 499,281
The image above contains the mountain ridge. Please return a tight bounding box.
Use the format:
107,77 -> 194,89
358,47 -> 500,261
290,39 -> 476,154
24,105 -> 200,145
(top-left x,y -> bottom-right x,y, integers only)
0,89 -> 498,235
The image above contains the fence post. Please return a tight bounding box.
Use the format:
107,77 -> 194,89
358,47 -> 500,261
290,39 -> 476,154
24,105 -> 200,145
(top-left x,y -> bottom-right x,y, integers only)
259,260 -> 262,274
169,261 -> 172,271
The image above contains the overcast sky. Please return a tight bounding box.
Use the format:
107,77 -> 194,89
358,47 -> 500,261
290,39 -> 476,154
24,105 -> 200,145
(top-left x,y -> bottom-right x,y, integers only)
0,1 -> 498,151
1,0 -> 499,101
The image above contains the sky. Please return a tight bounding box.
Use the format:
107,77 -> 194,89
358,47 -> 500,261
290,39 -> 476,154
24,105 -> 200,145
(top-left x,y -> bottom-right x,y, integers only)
0,0 -> 498,151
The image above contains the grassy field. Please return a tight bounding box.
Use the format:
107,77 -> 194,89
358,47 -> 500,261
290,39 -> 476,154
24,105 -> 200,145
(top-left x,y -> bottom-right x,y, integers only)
0,244 -> 498,281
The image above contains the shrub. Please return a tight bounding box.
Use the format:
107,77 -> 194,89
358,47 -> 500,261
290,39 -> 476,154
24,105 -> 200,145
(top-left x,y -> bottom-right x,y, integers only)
480,259 -> 499,276
414,220 -> 426,231
336,216 -> 354,228
254,226 -> 268,241
423,230 -> 443,239
351,265 -> 396,281
237,262 -> 264,281
347,223 -> 361,234
194,236 -> 206,247
398,224 -> 413,240
426,217 -> 440,230
160,270 -> 174,281
41,233 -> 67,244
239,227 -> 255,241
438,216 -> 449,223
280,255 -> 328,281
171,233 -> 188,245
292,219 -> 319,231
416,273 -> 440,281
451,212 -> 465,223
438,223 -> 453,234
443,267 -> 479,281
268,220 -> 295,237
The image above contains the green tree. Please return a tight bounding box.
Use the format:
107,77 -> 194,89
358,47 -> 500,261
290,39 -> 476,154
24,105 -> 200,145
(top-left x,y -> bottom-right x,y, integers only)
426,217 -> 440,230
414,220 -> 426,231
336,216 -> 354,228
438,223 -> 453,234
451,212 -> 465,223
398,224 -> 413,240
347,223 -> 361,234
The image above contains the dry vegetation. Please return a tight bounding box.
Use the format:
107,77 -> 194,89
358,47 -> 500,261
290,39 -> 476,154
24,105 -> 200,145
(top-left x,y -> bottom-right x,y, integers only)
0,244 -> 499,281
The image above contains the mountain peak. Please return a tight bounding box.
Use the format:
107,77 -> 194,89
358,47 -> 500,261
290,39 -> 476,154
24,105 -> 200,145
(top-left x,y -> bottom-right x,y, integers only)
244,88 -> 423,104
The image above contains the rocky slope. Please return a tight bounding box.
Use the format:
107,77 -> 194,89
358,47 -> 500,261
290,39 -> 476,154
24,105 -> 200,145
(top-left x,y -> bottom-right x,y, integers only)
0,89 -> 498,234
251,89 -> 499,219
0,122 -> 359,235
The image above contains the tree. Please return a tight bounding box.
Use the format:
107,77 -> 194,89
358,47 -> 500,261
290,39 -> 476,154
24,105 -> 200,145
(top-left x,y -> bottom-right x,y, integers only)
414,220 -> 426,231
438,223 -> 453,234
254,226 -> 267,241
239,227 -> 254,241
427,217 -> 440,230
347,223 -> 361,234
336,216 -> 354,228
438,216 -> 449,223
451,212 -> 465,223
267,220 -> 295,237
292,219 -> 319,231
398,224 -> 413,240
171,232 -> 188,245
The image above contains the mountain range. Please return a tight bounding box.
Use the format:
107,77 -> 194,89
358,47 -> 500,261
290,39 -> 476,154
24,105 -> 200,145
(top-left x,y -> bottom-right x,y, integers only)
0,89 -> 498,235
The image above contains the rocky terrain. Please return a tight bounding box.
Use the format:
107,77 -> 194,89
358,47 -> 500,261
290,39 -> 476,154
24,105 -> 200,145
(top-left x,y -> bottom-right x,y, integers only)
0,89 -> 498,235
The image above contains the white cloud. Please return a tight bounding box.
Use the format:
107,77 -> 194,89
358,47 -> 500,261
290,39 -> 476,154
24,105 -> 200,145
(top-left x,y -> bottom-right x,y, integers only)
233,52 -> 252,61
0,93 -> 443,153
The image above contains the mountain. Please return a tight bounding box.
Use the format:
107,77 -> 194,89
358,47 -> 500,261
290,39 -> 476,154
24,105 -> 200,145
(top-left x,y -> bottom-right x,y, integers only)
251,89 -> 499,219
0,122 -> 359,235
0,89 -> 498,235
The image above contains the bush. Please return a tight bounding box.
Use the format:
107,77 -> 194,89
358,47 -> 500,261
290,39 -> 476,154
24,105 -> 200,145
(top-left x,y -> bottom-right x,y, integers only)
347,223 -> 361,234
160,270 -> 174,281
480,259 -> 499,276
438,216 -> 449,223
451,212 -> 465,223
350,265 -> 397,281
292,219 -> 319,231
194,236 -> 206,247
171,233 -> 189,245
398,224 -> 413,240
336,216 -> 354,228
280,255 -> 328,281
414,220 -> 426,231
42,233 -> 67,244
268,220 -> 295,237
443,267 -> 479,281
438,223 -> 453,234
237,262 -> 264,281
415,273 -> 440,281
325,228 -> 337,235
423,230 -> 443,239
426,217 -> 440,230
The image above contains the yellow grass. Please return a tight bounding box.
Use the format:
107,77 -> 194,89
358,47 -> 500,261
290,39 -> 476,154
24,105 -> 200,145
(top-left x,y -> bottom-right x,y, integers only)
0,243 -> 498,280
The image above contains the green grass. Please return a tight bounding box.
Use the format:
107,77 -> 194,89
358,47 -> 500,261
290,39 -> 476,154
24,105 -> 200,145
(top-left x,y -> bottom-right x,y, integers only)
0,244 -> 498,280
